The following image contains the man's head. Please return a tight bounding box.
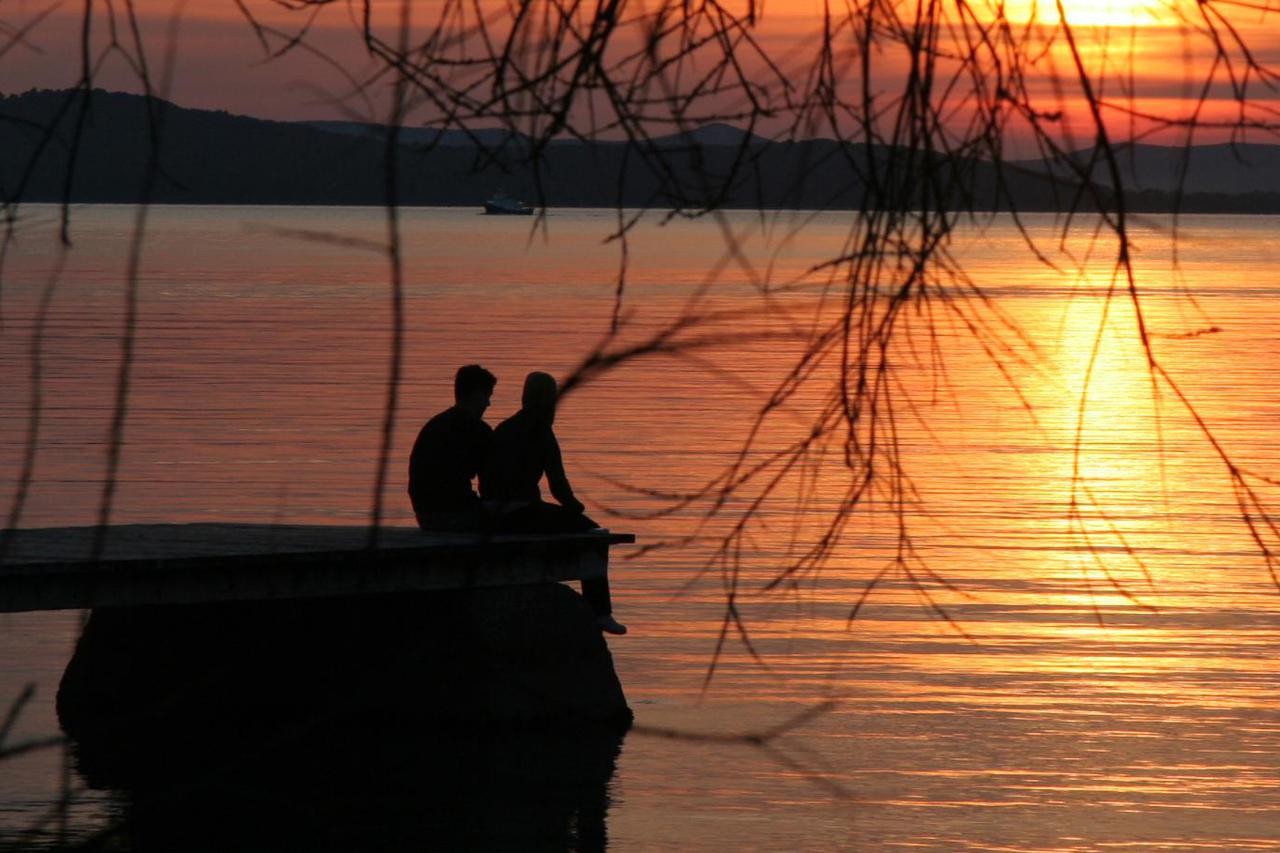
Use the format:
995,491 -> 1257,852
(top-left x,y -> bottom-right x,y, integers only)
454,364 -> 497,417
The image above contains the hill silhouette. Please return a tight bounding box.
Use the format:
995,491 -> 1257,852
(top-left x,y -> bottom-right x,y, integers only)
1015,143 -> 1280,196
4,89 -> 1280,213
300,119 -> 766,150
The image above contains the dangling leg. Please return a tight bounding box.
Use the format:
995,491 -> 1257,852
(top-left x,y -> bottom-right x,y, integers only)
582,576 -> 626,635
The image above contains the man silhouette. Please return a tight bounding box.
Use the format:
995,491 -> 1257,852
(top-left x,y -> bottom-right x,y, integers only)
408,364 -> 497,532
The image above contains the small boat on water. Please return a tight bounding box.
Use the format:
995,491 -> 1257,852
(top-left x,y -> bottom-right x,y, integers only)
484,191 -> 534,215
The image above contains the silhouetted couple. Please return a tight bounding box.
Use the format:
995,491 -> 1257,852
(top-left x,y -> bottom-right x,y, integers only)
408,364 -> 627,635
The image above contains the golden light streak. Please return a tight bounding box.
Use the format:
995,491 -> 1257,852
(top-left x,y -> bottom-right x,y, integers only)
997,0 -> 1190,26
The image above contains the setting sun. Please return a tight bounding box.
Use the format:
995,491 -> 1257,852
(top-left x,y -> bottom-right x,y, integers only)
997,0 -> 1185,26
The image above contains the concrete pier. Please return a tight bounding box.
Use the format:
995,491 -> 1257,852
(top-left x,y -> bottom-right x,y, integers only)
0,523 -> 635,612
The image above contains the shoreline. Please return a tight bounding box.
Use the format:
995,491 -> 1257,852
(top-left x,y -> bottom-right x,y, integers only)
12,200 -> 1280,216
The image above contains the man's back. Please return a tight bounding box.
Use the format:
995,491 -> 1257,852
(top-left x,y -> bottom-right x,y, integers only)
408,406 -> 493,523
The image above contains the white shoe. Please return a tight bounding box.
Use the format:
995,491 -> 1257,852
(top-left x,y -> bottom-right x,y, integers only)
597,615 -> 628,635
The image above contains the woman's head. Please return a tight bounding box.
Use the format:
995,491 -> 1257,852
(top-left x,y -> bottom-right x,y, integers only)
522,371 -> 558,423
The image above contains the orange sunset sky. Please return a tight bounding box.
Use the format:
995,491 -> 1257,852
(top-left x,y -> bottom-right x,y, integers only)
3,0 -> 1280,150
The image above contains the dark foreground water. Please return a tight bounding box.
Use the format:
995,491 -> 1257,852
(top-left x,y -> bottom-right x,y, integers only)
1,206 -> 1279,850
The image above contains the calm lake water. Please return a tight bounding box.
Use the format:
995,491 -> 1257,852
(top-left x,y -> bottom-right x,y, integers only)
1,205 -> 1279,850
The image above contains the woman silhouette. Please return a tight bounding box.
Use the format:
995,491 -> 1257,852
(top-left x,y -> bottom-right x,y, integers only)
481,371 -> 627,635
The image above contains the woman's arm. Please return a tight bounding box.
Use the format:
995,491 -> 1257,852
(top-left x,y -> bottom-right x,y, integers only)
544,429 -> 585,514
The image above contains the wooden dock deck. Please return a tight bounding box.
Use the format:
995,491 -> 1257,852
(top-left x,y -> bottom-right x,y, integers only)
0,523 -> 635,613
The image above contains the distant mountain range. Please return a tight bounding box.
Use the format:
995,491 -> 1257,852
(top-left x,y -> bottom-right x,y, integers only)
4,89 -> 1280,212
301,119 -> 767,150
1015,143 -> 1280,196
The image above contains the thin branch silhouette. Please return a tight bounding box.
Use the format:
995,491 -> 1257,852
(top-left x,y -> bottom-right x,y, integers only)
3,0 -> 1280,840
